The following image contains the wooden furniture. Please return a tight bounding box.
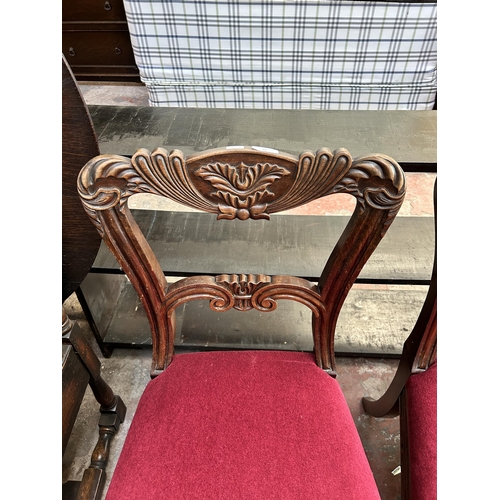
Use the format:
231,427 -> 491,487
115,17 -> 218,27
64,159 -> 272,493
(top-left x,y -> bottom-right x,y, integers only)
62,310 -> 127,500
63,55 -> 126,500
77,142 -> 406,498
362,181 -> 437,499
62,0 -> 140,82
78,106 -> 436,357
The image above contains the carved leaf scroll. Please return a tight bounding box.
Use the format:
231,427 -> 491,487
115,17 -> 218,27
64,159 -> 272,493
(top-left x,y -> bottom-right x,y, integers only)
165,274 -> 323,316
330,154 -> 406,233
79,147 -> 405,229
270,147 -> 352,213
196,162 -> 289,220
216,274 -> 272,311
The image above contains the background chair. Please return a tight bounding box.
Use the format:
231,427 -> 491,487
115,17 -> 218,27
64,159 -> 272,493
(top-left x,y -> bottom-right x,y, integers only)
62,55 -> 126,500
77,143 -> 406,498
362,181 -> 437,499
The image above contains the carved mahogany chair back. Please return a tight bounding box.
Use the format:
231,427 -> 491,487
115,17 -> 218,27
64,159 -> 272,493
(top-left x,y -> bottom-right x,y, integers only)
78,146 -> 405,378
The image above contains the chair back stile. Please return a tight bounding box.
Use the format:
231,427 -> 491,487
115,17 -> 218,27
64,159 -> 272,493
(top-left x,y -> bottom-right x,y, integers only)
77,146 -> 406,378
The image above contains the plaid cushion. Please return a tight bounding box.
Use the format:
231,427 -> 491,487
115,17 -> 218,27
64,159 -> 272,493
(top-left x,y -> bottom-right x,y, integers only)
124,0 -> 437,110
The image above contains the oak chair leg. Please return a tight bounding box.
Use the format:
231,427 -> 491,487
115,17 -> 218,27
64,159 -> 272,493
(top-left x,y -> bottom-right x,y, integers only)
63,308 -> 127,500
76,407 -> 125,500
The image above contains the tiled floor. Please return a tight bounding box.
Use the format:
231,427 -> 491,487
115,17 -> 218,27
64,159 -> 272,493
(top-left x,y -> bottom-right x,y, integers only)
63,83 -> 436,500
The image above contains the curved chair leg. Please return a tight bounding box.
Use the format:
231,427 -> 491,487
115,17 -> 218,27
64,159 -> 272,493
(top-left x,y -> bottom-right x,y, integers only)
362,359 -> 411,417
364,181 -> 437,419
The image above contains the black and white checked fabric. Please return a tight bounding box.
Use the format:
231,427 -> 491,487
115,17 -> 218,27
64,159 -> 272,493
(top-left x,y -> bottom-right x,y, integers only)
123,0 -> 437,110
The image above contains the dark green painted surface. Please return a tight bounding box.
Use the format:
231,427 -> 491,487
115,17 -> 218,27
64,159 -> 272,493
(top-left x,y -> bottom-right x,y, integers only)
89,106 -> 436,171
91,211 -> 435,283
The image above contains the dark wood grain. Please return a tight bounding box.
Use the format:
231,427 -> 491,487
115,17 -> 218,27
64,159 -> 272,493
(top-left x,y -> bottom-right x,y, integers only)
62,0 -> 140,82
362,180 -> 437,500
62,344 -> 90,455
362,180 -> 436,417
62,308 -> 127,500
62,55 -> 102,302
63,56 -> 127,500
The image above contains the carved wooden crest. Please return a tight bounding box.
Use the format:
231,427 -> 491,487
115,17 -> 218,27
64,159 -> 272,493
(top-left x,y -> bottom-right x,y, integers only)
78,146 -> 405,227
196,163 -> 289,220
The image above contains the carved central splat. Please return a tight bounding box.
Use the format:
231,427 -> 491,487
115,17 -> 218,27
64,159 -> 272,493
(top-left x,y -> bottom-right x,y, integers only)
196,162 -> 290,220
216,274 -> 271,311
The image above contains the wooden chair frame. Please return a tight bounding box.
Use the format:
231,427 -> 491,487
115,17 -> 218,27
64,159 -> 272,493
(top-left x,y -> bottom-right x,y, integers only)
77,146 -> 406,378
362,180 -> 437,499
362,181 -> 436,417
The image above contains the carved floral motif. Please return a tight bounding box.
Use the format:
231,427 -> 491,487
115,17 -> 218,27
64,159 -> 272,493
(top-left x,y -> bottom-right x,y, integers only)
196,162 -> 289,220
216,274 -> 271,311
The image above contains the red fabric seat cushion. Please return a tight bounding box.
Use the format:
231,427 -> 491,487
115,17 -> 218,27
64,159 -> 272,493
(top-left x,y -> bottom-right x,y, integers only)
106,350 -> 380,499
405,361 -> 437,500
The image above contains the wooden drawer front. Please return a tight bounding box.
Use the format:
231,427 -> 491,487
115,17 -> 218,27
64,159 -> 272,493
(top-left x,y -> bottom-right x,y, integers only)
63,0 -> 127,22
63,31 -> 136,67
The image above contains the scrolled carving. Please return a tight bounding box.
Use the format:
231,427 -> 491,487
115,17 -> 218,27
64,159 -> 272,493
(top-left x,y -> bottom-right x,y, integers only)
77,144 -> 406,377
163,276 -> 236,314
331,154 -> 406,223
78,148 -> 217,221
130,148 -> 216,213
161,274 -> 324,318
196,162 -> 290,220
216,274 -> 272,311
78,147 -> 405,231
251,276 -> 325,316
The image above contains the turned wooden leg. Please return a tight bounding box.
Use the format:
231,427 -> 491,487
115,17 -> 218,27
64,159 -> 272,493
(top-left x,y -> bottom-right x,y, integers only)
62,308 -> 127,500
62,308 -> 125,411
76,409 -> 125,500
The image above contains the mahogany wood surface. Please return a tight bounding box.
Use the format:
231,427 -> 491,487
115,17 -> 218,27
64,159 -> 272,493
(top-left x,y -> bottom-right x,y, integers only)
362,181 -> 436,417
78,146 -> 406,377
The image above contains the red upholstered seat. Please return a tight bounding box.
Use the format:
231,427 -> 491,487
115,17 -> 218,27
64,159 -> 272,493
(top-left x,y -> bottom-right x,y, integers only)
405,361 -> 437,500
106,351 -> 380,499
